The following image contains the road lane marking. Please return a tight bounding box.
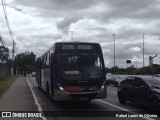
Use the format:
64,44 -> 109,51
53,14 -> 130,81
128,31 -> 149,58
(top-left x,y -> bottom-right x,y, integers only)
27,78 -> 47,120
96,99 -> 155,120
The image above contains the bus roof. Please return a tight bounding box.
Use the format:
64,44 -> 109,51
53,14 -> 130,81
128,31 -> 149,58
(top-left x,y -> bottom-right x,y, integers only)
54,41 -> 100,45
37,41 -> 101,59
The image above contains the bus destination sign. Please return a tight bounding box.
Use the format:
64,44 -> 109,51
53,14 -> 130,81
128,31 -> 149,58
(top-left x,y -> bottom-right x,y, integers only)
62,45 -> 74,49
62,44 -> 92,50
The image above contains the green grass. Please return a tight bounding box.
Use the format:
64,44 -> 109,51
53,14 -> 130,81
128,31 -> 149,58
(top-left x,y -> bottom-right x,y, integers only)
0,76 -> 18,97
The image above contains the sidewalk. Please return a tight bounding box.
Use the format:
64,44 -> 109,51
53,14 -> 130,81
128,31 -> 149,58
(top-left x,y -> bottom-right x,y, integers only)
0,76 -> 41,120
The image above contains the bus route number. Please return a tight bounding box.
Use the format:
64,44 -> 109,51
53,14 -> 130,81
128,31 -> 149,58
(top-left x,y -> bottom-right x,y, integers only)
78,45 -> 91,49
62,45 -> 74,49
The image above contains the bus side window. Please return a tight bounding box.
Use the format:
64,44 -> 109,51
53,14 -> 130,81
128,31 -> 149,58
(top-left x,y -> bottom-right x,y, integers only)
51,53 -> 55,64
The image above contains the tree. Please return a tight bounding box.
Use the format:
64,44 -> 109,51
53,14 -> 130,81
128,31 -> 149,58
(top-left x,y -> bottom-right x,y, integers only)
0,46 -> 9,62
14,52 -> 36,75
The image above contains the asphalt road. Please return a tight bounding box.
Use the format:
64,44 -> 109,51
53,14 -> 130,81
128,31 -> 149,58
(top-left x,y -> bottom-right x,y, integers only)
27,75 -> 160,120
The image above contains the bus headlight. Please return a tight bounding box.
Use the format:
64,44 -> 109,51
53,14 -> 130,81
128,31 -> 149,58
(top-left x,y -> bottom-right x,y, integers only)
100,82 -> 106,91
58,83 -> 64,92
59,86 -> 64,91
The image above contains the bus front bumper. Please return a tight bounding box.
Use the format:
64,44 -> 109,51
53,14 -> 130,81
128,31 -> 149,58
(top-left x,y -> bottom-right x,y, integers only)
54,89 -> 106,101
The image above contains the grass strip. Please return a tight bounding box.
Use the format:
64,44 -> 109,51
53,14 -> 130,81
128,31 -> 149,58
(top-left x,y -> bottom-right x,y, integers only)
0,76 -> 18,97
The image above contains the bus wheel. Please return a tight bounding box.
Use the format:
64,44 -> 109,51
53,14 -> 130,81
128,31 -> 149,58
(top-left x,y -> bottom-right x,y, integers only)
46,82 -> 50,97
38,79 -> 41,90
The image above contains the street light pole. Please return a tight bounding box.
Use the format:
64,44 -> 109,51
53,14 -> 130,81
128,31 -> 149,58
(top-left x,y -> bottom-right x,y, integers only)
133,61 -> 137,69
70,31 -> 74,41
143,34 -> 144,74
113,34 -> 116,74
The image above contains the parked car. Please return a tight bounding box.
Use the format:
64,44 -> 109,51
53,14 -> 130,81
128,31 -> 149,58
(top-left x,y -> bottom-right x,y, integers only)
153,74 -> 160,77
118,76 -> 160,110
106,74 -> 123,87
32,72 -> 36,77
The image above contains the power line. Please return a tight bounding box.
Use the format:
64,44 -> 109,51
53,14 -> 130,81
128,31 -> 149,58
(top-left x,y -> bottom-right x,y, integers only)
0,34 -> 8,53
0,35 -> 5,47
0,26 -> 6,47
1,0 -> 15,75
1,0 -> 15,51
0,26 -> 7,44
0,25 -> 7,46
1,0 -> 14,42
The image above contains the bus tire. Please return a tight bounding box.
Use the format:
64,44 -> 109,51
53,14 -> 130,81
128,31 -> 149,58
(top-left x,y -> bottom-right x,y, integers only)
38,85 -> 41,90
46,82 -> 50,97
38,78 -> 41,90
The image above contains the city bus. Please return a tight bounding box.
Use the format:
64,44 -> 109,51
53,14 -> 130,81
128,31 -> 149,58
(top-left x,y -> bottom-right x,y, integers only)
36,42 -> 107,101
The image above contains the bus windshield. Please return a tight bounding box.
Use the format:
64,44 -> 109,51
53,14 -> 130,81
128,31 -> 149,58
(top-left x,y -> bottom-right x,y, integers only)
57,53 -> 104,80
83,53 -> 103,79
57,53 -> 82,80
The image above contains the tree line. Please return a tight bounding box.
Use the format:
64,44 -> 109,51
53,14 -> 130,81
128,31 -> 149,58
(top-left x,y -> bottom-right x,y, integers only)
0,46 -> 36,76
106,64 -> 160,75
13,52 -> 36,75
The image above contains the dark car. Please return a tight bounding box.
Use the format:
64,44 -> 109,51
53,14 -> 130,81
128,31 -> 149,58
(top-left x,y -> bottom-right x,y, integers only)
106,75 -> 123,87
118,76 -> 160,110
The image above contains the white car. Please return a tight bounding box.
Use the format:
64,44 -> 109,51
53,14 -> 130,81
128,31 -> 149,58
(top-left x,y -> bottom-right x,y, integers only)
32,72 -> 36,77
106,74 -> 123,87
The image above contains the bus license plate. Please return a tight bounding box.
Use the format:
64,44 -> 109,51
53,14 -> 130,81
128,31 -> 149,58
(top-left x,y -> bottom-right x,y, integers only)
88,86 -> 98,91
80,97 -> 88,101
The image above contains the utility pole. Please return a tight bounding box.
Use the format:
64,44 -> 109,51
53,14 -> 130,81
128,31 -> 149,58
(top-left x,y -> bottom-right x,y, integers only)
143,34 -> 144,74
11,40 -> 15,75
113,34 -> 116,74
70,31 -> 74,41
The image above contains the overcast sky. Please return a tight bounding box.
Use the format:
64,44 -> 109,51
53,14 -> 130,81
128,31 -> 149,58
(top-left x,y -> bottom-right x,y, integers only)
0,0 -> 160,68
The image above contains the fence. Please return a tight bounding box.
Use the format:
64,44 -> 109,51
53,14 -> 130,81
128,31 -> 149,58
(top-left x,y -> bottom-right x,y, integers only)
0,63 -> 11,80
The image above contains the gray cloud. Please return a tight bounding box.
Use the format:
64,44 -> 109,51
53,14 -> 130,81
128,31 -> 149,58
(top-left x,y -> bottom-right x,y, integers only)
1,0 -> 160,68
13,0 -> 98,10
57,15 -> 82,33
102,0 -> 157,18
